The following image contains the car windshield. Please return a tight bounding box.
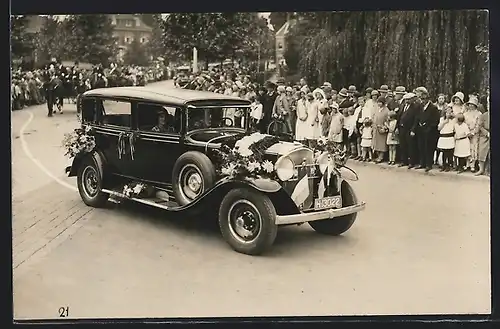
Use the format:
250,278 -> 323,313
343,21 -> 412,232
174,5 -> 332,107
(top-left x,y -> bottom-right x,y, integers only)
187,106 -> 250,131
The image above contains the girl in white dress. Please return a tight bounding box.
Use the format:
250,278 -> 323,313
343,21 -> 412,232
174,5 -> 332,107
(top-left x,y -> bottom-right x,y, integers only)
304,92 -> 319,146
360,118 -> 373,161
328,103 -> 344,147
453,113 -> 471,173
295,91 -> 308,142
437,109 -> 455,171
385,111 -> 399,165
313,88 -> 329,138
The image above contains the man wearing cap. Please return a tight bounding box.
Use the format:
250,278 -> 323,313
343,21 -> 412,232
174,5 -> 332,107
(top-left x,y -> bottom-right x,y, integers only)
347,85 -> 357,102
378,85 -> 390,98
338,88 -> 355,109
392,86 -> 406,112
413,87 -> 440,172
397,92 -> 420,168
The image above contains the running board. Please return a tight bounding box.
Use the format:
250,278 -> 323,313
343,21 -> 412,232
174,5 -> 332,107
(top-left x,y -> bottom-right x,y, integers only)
102,189 -> 179,211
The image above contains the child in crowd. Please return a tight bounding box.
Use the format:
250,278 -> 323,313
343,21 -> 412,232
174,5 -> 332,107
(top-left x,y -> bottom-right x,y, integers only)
437,109 -> 455,172
385,111 -> 399,165
360,118 -> 373,161
453,113 -> 471,173
249,95 -> 263,131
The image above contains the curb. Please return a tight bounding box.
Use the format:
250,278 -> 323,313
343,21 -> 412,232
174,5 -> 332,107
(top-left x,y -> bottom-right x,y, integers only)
346,159 -> 490,183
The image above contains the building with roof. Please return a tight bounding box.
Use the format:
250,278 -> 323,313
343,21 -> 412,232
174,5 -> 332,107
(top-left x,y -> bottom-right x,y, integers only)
275,19 -> 295,66
109,14 -> 153,61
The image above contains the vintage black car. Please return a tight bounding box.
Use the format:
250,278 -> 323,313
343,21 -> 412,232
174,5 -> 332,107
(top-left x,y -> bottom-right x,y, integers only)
66,87 -> 366,255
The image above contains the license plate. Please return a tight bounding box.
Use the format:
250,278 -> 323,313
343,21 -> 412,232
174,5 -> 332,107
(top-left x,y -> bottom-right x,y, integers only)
314,195 -> 342,210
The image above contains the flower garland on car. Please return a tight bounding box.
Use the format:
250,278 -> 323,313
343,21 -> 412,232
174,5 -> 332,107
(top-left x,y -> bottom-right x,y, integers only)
61,125 -> 96,158
212,132 -> 281,180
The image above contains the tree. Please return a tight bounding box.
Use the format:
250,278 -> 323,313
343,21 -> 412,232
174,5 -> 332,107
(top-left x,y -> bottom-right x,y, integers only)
37,15 -> 68,63
64,15 -> 117,65
123,39 -> 150,66
161,13 -> 266,69
142,14 -> 165,60
10,15 -> 35,59
290,10 -> 489,95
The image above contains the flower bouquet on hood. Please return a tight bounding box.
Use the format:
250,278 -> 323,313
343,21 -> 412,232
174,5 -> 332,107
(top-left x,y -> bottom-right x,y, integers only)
313,137 -> 347,167
61,125 -> 96,158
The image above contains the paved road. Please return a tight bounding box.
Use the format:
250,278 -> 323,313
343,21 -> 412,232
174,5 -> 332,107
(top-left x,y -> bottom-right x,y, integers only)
12,80 -> 491,319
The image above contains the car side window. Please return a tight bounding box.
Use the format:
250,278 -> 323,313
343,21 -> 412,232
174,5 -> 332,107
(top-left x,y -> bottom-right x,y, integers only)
137,103 -> 181,134
100,99 -> 132,128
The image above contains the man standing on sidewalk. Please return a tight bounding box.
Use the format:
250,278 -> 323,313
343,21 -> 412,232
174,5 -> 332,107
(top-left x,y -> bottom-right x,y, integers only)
397,92 -> 420,168
413,87 -> 440,172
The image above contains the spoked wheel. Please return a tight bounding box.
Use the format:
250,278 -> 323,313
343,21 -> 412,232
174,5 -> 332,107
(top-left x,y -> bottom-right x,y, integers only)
219,188 -> 277,255
172,151 -> 216,206
77,155 -> 109,207
267,119 -> 288,136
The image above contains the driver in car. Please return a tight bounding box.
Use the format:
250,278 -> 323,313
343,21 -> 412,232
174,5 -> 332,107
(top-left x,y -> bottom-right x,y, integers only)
152,110 -> 176,133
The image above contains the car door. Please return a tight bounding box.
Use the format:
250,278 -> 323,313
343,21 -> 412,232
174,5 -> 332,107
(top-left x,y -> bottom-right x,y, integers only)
132,102 -> 184,184
93,97 -> 135,178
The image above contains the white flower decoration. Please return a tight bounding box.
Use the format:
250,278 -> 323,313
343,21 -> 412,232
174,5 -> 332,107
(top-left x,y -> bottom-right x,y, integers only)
262,160 -> 274,173
132,183 -> 144,195
247,161 -> 261,173
221,163 -> 236,176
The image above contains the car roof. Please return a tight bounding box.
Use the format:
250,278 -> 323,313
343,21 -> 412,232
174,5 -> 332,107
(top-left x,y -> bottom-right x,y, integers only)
82,86 -> 250,107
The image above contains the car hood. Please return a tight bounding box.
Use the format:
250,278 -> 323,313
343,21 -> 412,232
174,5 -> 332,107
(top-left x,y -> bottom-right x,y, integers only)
188,130 -> 305,156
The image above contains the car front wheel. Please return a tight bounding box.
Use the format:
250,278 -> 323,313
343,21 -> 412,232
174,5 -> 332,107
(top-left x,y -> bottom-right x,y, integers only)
77,154 -> 109,208
308,180 -> 358,235
218,188 -> 277,255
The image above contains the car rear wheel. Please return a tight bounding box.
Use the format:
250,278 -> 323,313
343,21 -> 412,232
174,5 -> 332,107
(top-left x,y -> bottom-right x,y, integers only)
172,151 -> 216,206
308,181 -> 358,235
77,154 -> 109,208
218,188 -> 277,255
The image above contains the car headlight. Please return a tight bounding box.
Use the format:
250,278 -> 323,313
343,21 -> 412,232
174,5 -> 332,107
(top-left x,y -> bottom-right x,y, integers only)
275,156 -> 295,181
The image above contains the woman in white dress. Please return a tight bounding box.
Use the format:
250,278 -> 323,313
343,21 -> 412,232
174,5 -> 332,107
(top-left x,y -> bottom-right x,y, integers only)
304,92 -> 319,146
328,102 -> 344,146
437,109 -> 455,171
313,88 -> 329,137
295,91 -> 309,142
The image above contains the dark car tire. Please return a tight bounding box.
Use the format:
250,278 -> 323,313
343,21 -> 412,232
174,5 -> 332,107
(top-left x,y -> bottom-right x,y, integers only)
218,188 -> 278,255
77,154 -> 109,208
172,151 -> 216,206
308,181 -> 358,235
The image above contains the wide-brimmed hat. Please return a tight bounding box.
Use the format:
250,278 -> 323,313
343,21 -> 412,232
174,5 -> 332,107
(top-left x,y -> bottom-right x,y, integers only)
394,86 -> 406,94
451,91 -> 465,103
377,96 -> 387,104
348,85 -> 357,93
330,102 -> 339,110
285,86 -> 293,92
371,90 -> 380,96
378,84 -> 390,92
402,92 -> 416,100
339,88 -> 349,97
277,85 -> 286,93
415,86 -> 429,95
313,88 -> 326,100
466,97 -> 479,107
365,87 -> 374,94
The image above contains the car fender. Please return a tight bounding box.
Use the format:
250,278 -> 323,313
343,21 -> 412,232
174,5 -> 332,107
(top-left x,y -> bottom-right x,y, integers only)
179,177 -> 299,217
65,150 -> 108,178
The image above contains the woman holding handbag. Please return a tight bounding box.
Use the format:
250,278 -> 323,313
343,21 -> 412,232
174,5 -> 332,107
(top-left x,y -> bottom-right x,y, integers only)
372,96 -> 390,163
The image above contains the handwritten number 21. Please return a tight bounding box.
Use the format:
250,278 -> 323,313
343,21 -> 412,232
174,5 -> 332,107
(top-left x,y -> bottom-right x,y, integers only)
58,306 -> 69,317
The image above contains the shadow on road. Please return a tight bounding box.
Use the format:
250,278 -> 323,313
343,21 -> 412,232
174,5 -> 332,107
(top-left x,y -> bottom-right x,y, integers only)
101,199 -> 356,257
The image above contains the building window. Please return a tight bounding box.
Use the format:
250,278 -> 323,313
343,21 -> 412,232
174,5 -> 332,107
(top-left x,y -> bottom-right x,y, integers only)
125,20 -> 132,27
140,37 -> 146,43
125,37 -> 130,43
278,43 -> 283,49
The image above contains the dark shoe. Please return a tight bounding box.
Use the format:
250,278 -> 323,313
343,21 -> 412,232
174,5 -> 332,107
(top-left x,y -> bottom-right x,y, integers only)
425,168 -> 431,173
439,167 -> 445,172
416,166 -> 425,169
408,165 -> 414,169
398,163 -> 407,167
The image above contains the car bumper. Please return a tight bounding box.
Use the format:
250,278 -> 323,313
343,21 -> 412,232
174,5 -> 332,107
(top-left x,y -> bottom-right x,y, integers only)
275,202 -> 366,225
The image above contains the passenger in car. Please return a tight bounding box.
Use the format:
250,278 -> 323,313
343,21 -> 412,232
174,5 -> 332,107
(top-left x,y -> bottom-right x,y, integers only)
152,110 -> 176,133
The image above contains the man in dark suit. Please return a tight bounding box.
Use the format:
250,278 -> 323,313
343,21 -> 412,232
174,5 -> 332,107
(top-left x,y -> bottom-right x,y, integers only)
397,92 -> 420,168
260,81 -> 277,133
413,87 -> 441,172
337,88 -> 355,109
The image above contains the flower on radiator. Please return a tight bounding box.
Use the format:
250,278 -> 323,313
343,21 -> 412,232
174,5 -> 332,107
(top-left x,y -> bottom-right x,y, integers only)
262,160 -> 274,173
247,161 -> 261,173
